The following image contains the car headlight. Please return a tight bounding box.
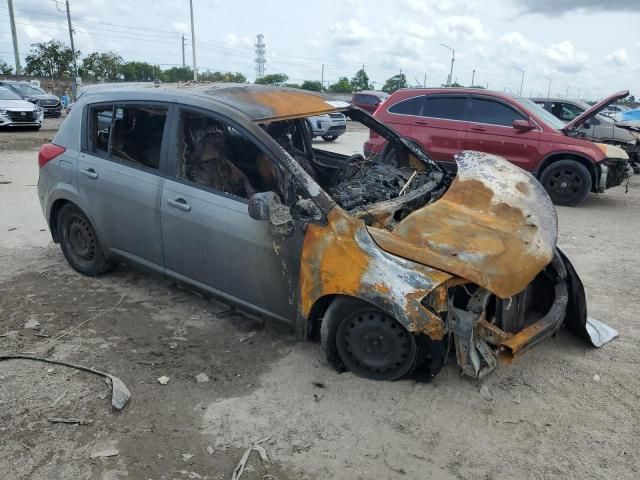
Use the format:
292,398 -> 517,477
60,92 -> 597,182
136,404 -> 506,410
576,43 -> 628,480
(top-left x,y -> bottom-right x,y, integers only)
0,109 -> 7,115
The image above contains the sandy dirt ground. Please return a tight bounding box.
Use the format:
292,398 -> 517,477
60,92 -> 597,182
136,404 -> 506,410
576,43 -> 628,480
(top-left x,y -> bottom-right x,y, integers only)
0,118 -> 638,480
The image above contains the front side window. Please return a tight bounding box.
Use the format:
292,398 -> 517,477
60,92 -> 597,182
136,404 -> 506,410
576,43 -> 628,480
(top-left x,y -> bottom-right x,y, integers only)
15,84 -> 46,96
388,96 -> 424,116
469,98 -> 525,126
423,96 -> 468,121
88,104 -> 167,169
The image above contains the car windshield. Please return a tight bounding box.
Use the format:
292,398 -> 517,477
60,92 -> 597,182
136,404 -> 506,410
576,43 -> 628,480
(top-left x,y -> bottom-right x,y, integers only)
0,87 -> 22,100
514,97 -> 567,130
14,83 -> 46,96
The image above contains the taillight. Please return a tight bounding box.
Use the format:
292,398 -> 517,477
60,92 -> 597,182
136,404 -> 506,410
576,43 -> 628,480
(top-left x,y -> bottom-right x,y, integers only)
38,143 -> 66,168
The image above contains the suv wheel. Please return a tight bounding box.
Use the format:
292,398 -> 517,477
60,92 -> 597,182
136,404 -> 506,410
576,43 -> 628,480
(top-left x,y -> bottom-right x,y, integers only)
322,135 -> 338,142
539,159 -> 592,207
57,204 -> 111,276
321,297 -> 416,381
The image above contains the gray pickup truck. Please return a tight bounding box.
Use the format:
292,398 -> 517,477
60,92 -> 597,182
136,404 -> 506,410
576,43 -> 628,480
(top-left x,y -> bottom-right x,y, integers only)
307,112 -> 346,141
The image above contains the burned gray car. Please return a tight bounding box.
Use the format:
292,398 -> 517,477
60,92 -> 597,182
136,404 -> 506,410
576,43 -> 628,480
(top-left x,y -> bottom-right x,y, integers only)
38,84 -> 616,381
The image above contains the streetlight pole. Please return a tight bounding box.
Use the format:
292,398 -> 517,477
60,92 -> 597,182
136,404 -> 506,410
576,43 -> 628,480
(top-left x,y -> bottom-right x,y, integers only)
471,69 -> 475,87
440,43 -> 455,87
513,65 -> 525,96
189,0 -> 197,81
544,75 -> 552,97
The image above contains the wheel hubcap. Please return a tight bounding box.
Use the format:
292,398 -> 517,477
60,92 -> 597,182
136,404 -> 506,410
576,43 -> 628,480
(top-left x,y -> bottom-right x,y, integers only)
337,310 -> 416,380
548,169 -> 582,197
67,216 -> 95,261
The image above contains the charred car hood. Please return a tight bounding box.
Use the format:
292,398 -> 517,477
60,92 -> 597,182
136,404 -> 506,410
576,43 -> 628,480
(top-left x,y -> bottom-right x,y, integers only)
369,151 -> 557,299
563,90 -> 629,132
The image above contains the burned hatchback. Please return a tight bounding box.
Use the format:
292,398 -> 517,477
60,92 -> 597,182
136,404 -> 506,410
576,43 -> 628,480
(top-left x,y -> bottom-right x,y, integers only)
37,84 -> 615,381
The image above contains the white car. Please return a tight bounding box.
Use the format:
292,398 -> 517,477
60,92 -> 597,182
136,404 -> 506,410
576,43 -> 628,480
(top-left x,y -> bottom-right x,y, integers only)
307,112 -> 346,141
0,86 -> 43,129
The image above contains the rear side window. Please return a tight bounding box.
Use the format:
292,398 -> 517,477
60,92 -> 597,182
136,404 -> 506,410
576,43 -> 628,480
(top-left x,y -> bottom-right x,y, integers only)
88,104 -> 167,170
388,96 -> 424,116
469,98 -> 525,126
422,96 -> 467,121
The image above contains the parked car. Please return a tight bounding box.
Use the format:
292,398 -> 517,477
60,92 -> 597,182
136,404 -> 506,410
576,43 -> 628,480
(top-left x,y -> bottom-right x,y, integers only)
0,86 -> 44,129
366,88 -> 631,206
351,90 -> 389,113
38,84 -> 613,382
531,96 -> 640,174
0,80 -> 62,117
601,104 -> 629,121
306,112 -> 346,141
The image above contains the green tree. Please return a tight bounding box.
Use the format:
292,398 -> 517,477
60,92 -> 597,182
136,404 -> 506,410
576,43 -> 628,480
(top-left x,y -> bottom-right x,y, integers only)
382,73 -> 407,93
161,66 -> 193,82
80,52 -> 123,80
119,61 -> 157,81
300,80 -> 322,92
24,40 -> 78,78
0,60 -> 12,75
351,68 -> 370,91
328,77 -> 352,93
200,71 -> 246,83
255,73 -> 288,86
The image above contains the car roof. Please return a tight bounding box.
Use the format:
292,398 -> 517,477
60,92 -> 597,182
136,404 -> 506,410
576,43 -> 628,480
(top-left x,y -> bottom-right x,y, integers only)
78,82 -> 350,122
389,87 -> 518,99
354,90 -> 389,97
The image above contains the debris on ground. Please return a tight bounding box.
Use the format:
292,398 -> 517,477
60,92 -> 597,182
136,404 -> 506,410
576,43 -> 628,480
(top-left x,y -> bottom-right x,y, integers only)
48,417 -> 94,425
24,318 -> 41,330
90,448 -> 119,459
312,382 -> 325,389
195,373 -> 210,383
593,374 -> 601,383
182,453 -> 194,462
231,437 -> 270,480
0,355 -> 131,410
479,384 -> 494,401
512,393 -> 521,404
238,331 -> 257,343
157,375 -> 170,385
50,390 -> 68,407
206,445 -> 214,455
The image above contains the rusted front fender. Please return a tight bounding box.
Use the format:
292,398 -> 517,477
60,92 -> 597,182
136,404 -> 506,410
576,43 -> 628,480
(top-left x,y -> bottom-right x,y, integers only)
369,151 -> 558,299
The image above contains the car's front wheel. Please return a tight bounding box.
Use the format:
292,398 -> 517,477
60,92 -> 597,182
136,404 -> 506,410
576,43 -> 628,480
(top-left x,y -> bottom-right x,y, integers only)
57,204 -> 111,276
539,159 -> 592,207
321,298 -> 417,381
322,135 -> 338,142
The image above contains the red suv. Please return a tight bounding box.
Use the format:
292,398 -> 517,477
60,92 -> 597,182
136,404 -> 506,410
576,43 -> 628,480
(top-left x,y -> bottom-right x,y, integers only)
351,90 -> 389,114
365,88 -> 631,206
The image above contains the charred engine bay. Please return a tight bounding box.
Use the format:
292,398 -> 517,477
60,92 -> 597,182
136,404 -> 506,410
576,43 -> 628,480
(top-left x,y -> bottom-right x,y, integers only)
326,160 -> 447,217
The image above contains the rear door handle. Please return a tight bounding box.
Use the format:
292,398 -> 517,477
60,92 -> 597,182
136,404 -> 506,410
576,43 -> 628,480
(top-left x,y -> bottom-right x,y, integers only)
80,168 -> 98,180
470,126 -> 487,132
167,197 -> 191,212
415,120 -> 430,126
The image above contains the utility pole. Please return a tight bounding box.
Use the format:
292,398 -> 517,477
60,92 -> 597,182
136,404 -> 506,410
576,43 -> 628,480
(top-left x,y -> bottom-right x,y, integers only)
65,1 -> 79,97
565,84 -> 570,98
513,65 -> 525,96
254,34 -> 266,79
321,64 -> 324,91
544,75 -> 552,97
181,34 -> 186,68
189,0 -> 197,81
423,73 -> 427,88
471,69 -> 475,87
440,44 -> 455,87
7,0 -> 21,75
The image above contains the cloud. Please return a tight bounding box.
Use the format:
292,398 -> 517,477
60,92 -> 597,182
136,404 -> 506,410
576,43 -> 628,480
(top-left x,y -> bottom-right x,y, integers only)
444,16 -> 487,40
544,41 -> 588,73
330,19 -> 373,45
499,32 -> 534,52
405,22 -> 437,40
400,0 -> 430,14
514,0 -> 640,15
605,48 -> 629,66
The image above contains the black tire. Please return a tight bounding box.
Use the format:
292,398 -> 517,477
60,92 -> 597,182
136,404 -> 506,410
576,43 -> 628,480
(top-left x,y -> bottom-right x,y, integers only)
321,297 -> 417,381
56,204 -> 111,276
322,135 -> 338,142
539,159 -> 592,207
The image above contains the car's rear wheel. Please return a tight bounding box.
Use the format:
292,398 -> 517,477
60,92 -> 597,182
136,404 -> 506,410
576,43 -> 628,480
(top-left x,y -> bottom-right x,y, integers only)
322,135 -> 338,142
321,298 -> 417,381
539,159 -> 592,207
57,204 -> 111,276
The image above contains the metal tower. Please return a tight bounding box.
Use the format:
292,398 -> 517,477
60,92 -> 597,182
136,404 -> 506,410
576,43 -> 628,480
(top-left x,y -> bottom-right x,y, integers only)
255,34 -> 266,78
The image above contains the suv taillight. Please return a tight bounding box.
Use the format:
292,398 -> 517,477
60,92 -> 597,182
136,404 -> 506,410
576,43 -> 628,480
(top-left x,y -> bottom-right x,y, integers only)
38,143 -> 66,168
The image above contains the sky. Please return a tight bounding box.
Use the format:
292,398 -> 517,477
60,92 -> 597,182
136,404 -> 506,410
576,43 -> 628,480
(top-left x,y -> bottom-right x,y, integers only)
0,0 -> 638,100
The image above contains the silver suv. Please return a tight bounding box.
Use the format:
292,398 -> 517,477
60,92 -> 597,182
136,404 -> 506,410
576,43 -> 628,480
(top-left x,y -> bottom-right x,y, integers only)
0,86 -> 43,129
37,83 -> 610,382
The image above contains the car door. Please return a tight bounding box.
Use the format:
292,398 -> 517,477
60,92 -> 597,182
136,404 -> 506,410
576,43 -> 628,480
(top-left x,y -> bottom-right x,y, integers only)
404,94 -> 469,167
160,107 -> 307,326
77,102 -> 169,268
465,95 -> 540,171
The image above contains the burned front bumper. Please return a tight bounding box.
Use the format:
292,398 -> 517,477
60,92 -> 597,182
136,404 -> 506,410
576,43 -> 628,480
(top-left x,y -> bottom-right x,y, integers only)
433,249 -> 617,379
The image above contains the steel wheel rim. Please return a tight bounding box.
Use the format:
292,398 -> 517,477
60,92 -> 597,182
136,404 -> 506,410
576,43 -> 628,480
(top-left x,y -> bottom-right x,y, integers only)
66,215 -> 96,263
547,168 -> 583,198
336,309 -> 416,380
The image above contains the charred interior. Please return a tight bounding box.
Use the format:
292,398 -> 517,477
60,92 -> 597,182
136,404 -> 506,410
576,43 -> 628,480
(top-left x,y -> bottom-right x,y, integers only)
176,106 -> 449,226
